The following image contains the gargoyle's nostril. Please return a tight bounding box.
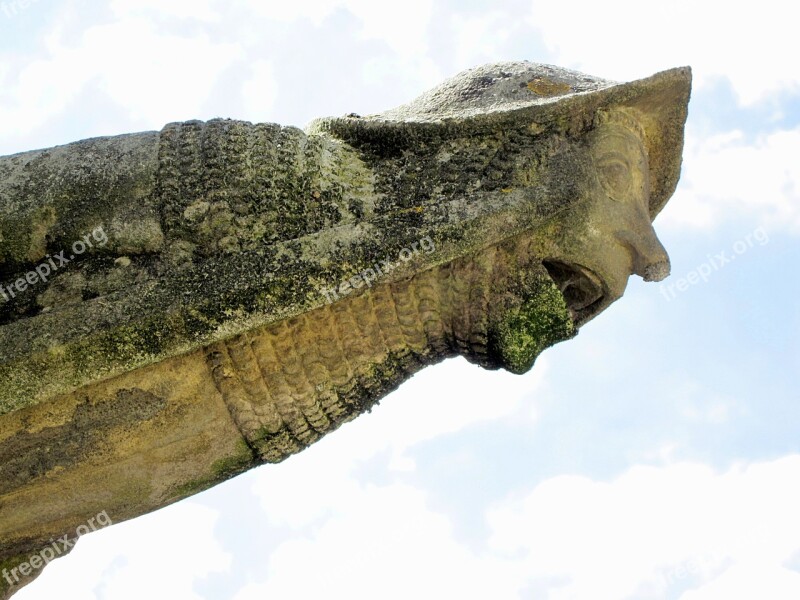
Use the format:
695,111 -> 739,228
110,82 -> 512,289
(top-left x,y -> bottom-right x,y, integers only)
643,260 -> 670,282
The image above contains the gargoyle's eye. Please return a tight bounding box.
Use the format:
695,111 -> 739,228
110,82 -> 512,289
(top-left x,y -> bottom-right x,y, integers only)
596,156 -> 632,200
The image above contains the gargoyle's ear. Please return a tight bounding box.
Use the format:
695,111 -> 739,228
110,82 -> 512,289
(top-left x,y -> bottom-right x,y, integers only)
307,61 -> 691,218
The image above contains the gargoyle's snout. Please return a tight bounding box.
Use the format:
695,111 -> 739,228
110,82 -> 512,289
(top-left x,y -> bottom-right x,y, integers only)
617,224 -> 671,283
642,258 -> 670,282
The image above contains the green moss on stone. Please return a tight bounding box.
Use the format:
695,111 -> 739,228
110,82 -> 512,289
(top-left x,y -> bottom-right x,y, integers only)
491,278 -> 575,374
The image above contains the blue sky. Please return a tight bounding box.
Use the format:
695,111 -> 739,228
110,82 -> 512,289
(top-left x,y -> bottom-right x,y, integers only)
2,1 -> 799,599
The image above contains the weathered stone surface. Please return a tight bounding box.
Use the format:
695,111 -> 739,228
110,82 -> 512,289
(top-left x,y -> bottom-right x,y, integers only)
0,61 -> 690,598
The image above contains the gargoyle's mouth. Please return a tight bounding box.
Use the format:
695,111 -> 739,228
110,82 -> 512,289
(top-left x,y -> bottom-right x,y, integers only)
542,259 -> 606,325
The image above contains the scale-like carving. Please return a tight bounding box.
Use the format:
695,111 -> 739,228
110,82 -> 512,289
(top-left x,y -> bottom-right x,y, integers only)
204,248 -> 504,463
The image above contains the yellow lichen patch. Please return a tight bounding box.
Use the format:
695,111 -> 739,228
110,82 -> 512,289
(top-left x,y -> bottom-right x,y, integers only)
526,77 -> 571,97
25,205 -> 57,263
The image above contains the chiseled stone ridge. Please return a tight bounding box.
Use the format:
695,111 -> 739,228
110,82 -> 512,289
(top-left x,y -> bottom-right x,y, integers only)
0,61 -> 691,598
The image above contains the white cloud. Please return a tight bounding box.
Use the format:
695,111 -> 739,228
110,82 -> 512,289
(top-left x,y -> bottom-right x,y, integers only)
528,0 -> 800,106
240,0 -> 343,25
241,0 -> 433,57
241,59 -> 278,123
0,18 -> 242,138
488,456 -> 800,599
235,452 -> 800,600
15,502 -> 230,600
343,0 -> 434,59
234,483 -> 520,600
237,0 -> 442,102
660,127 -> 800,233
110,0 -> 221,22
87,21 -> 242,124
679,564 -> 800,600
449,11 -> 516,70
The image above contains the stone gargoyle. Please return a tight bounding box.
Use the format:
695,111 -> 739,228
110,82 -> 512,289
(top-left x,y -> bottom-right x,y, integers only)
0,61 -> 691,597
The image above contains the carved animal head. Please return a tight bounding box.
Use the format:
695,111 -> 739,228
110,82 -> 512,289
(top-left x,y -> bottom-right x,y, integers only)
532,106 -> 673,326
311,61 -> 691,368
